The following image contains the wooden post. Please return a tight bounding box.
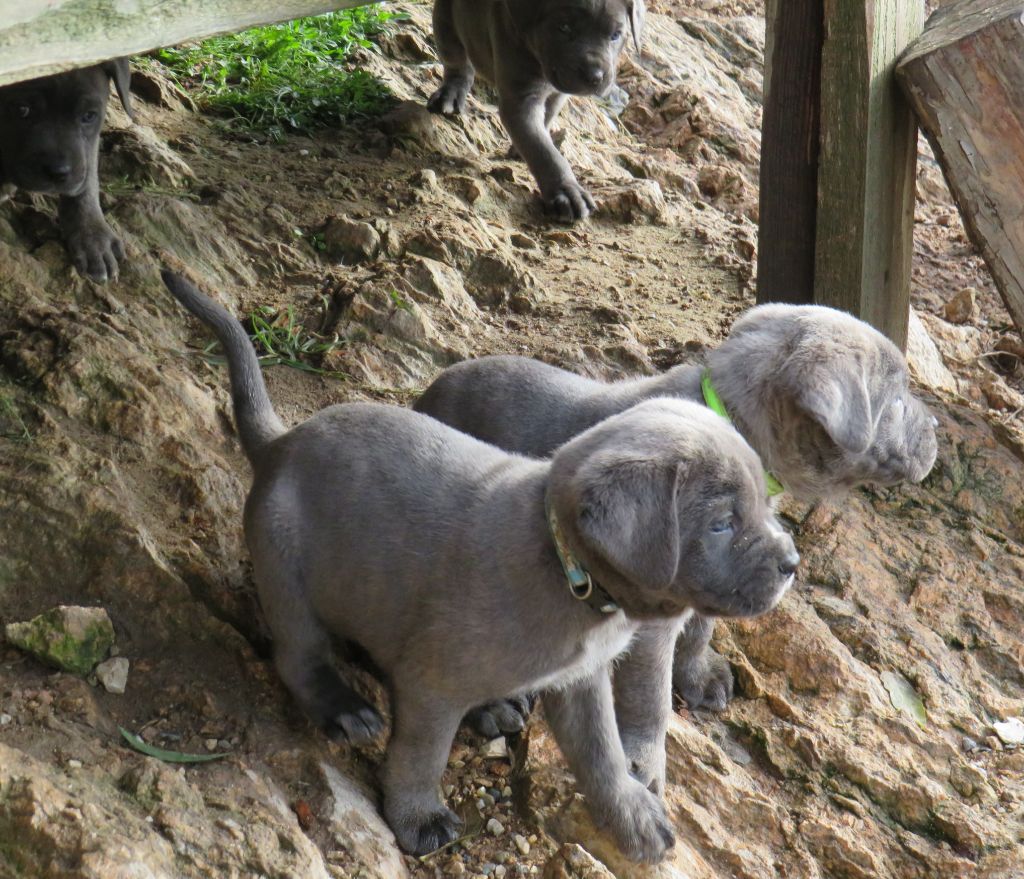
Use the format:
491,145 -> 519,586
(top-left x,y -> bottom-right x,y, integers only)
897,1 -> 1024,337
0,0 -> 372,87
757,0 -> 823,305
758,0 -> 924,350
814,0 -> 924,350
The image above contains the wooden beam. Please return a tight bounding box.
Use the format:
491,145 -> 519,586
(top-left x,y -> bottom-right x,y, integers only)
0,0 -> 372,87
897,1 -> 1024,337
757,0 -> 823,306
814,0 -> 924,350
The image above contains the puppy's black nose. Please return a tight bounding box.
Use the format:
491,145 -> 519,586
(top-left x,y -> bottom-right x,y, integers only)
580,65 -> 605,88
778,550 -> 800,577
43,161 -> 73,184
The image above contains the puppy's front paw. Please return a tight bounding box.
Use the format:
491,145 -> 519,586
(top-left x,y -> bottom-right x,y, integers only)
427,80 -> 471,115
65,217 -> 124,284
543,179 -> 596,223
463,694 -> 534,738
603,780 -> 675,864
622,735 -> 667,796
391,805 -> 463,855
325,701 -> 385,746
674,645 -> 733,712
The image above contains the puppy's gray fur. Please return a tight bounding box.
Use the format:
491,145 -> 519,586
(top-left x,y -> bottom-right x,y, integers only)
0,61 -> 133,283
161,270 -> 797,861
428,0 -> 644,222
415,303 -> 938,717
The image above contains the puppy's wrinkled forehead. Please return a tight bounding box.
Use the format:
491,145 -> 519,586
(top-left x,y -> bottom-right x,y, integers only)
544,0 -> 628,27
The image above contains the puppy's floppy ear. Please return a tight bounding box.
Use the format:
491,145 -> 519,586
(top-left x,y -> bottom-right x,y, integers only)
795,361 -> 875,454
627,0 -> 645,54
102,58 -> 134,121
573,452 -> 683,590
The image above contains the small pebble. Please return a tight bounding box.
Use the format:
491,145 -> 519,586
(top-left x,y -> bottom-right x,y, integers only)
204,738 -> 219,752
502,785 -> 513,799
443,784 -> 455,797
985,735 -> 1004,751
481,864 -> 496,876
0,713 -> 11,726
66,759 -> 82,769
962,736 -> 979,753
513,834 -> 530,856
494,867 -> 507,878
486,817 -> 505,836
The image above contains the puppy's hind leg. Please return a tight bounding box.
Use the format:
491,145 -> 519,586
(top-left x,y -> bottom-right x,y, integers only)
264,583 -> 384,746
383,682 -> 464,855
427,0 -> 475,115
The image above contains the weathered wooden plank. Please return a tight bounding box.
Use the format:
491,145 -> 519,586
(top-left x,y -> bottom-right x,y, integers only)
814,0 -> 924,350
897,1 -> 1024,336
756,0 -> 823,306
0,0 -> 373,87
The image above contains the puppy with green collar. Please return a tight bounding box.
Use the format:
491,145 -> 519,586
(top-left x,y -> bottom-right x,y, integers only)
415,303 -> 939,755
161,270 -> 797,862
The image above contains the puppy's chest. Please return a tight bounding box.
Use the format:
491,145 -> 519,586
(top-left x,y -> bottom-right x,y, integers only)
532,615 -> 637,692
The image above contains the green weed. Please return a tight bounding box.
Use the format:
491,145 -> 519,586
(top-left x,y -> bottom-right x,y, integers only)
154,6 -> 403,138
203,304 -> 348,379
0,393 -> 32,444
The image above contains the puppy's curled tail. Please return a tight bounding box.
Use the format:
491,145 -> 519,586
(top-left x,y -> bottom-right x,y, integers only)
161,269 -> 285,463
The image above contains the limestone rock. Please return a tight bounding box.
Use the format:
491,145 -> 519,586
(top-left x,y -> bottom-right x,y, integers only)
324,215 -> 381,264
943,286 -> 978,324
542,844 -> 615,879
95,656 -> 129,694
5,606 -> 114,676
906,308 -> 957,393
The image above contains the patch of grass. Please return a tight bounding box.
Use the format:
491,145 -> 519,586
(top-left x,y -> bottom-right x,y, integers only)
203,304 -> 348,379
0,393 -> 32,443
154,6 -> 403,138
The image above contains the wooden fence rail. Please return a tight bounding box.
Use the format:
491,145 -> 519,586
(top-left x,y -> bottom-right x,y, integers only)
0,0 -> 371,87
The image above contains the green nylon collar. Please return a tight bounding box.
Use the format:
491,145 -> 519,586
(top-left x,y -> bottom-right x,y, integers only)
701,370 -> 785,498
545,499 -> 619,615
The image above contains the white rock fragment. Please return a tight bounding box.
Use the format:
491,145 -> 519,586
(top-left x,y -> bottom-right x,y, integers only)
486,817 -> 505,836
95,656 -> 130,694
479,737 -> 508,759
993,718 -> 1024,746
513,833 -> 530,856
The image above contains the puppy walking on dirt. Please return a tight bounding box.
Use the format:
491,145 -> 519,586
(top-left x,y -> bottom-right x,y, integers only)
161,269 -> 798,861
428,0 -> 644,222
0,61 -> 133,283
416,304 -> 939,727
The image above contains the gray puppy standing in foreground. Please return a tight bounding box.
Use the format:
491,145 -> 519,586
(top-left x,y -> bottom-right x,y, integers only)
416,304 -> 939,728
0,61 -> 133,283
428,0 -> 644,222
161,270 -> 798,861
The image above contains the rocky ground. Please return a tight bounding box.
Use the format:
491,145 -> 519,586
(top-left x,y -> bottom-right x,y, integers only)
1,1 -> 1023,877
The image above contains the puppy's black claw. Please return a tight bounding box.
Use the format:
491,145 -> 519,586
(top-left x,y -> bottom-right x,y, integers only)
414,809 -> 463,854
464,696 -> 533,738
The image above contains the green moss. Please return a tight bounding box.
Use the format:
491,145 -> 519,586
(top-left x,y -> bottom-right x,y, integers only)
5,606 -> 114,676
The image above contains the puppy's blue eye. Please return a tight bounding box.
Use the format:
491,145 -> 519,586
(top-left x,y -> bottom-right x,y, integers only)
710,518 -> 734,534
16,104 -> 30,119
80,110 -> 98,124
611,29 -> 623,40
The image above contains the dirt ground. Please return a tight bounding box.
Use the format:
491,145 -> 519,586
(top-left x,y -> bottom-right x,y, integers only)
1,2 -> 1023,878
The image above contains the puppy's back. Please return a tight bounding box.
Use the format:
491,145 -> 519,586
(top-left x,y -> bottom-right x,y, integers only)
416,355 -> 610,456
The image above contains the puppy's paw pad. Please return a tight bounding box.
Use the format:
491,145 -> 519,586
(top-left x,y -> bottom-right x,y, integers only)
412,808 -> 463,855
67,222 -> 124,284
464,696 -> 532,738
675,650 -> 734,713
544,182 -> 596,223
326,703 -> 385,746
427,83 -> 469,115
608,783 -> 675,864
